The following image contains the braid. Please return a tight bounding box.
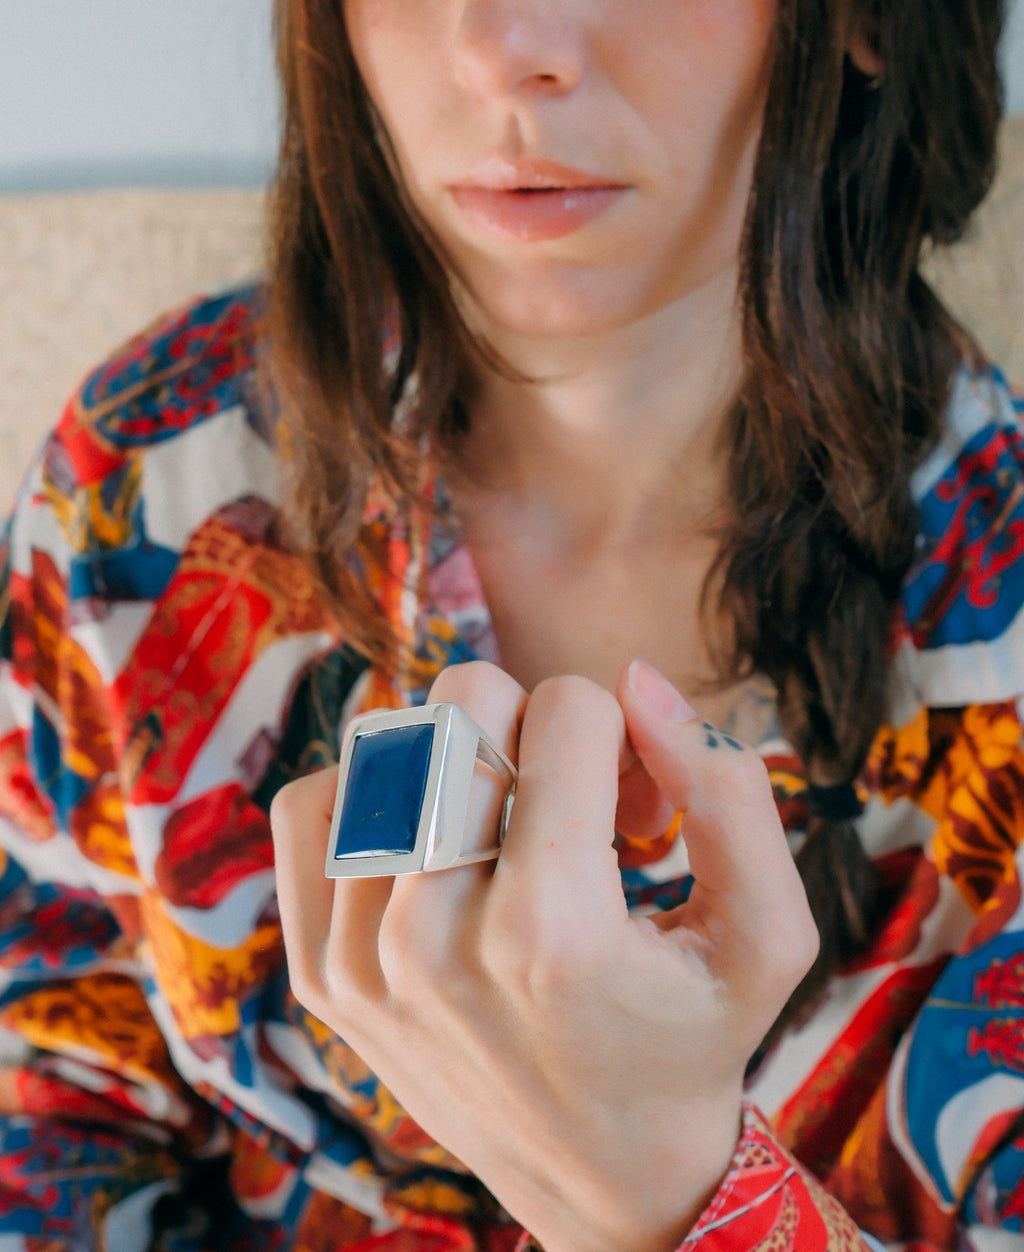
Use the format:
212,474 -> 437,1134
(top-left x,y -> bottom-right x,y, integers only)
711,420 -> 910,1034
713,0 -> 1004,1041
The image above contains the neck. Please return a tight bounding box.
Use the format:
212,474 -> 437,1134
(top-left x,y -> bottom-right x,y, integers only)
453,265 -> 743,549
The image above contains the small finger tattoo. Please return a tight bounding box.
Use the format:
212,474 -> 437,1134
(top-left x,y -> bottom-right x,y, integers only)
702,723 -> 745,752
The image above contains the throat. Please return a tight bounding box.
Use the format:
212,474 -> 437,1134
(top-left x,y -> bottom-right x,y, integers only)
467,522 -> 724,707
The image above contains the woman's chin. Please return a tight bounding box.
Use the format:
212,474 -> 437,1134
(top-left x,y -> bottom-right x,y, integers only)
454,254 -> 737,354
459,280 -> 664,348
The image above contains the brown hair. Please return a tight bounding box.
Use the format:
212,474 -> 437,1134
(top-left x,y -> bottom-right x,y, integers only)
723,0 -> 1004,1034
264,0 -> 1006,1034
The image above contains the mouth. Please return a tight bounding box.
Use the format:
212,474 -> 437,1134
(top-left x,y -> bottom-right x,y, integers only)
451,158 -> 628,242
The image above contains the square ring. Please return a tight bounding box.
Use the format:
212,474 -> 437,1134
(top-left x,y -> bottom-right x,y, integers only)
325,703 -> 517,878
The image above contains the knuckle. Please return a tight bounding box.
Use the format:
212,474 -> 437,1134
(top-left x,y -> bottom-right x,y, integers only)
481,942 -> 555,1004
477,897 -> 525,979
376,909 -> 446,1001
288,951 -> 360,1030
478,921 -> 536,994
528,675 -> 624,763
319,972 -> 363,1024
376,914 -> 417,992
268,778 -> 301,836
789,903 -> 822,976
428,662 -> 527,763
428,659 -> 520,707
531,672 -> 619,722
269,768 -> 339,861
318,958 -> 382,1036
480,900 -> 591,1002
284,949 -> 322,1009
764,897 -> 820,997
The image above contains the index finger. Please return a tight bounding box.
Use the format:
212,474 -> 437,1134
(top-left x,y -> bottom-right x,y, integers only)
618,662 -> 818,987
617,662 -> 791,894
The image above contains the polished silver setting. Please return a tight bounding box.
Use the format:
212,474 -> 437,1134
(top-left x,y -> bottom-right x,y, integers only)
325,702 -> 517,878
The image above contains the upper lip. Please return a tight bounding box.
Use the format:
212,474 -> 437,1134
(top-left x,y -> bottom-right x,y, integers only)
454,156 -> 626,191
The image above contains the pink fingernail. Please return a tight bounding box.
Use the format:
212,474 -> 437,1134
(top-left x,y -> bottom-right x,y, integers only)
627,660 -> 698,723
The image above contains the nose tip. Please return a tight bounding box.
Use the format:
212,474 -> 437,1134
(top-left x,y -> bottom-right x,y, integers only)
452,1 -> 587,100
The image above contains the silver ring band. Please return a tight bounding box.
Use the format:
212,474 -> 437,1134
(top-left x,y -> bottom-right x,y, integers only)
325,703 -> 517,878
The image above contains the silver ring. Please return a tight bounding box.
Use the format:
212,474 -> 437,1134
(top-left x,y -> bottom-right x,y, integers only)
325,703 -> 517,878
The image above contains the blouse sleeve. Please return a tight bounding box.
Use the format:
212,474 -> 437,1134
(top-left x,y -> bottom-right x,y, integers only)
697,705 -> 1024,1252
674,1105 -> 875,1250
507,1103 -> 874,1252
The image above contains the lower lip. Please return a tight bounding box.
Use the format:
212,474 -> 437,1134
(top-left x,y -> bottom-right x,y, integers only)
450,186 -> 625,242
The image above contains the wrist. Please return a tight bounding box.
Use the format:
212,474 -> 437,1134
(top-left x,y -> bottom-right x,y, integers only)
524,1095 -> 744,1252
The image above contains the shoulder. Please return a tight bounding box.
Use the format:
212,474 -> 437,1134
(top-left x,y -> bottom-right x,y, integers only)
895,364 -> 1024,707
11,285 -> 280,577
1,285 -> 340,817
3,285 -> 289,631
42,285 -> 267,499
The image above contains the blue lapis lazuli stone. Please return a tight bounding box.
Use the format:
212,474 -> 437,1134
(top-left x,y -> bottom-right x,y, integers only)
333,723 -> 435,858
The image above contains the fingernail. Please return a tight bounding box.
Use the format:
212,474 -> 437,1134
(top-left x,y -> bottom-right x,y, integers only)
627,660 -> 698,723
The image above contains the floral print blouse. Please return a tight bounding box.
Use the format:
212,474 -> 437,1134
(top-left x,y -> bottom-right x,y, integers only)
0,288 -> 1022,1250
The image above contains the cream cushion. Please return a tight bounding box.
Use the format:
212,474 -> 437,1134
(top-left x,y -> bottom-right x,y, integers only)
1,118 -> 1023,511
0,188 -> 265,509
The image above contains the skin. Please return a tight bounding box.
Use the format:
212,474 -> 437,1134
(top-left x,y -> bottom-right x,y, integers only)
272,2 -> 830,1248
272,661 -> 818,1252
346,0 -> 781,713
346,0 -> 778,339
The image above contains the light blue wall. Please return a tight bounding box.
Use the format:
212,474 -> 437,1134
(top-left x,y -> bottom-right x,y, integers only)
0,0 -> 277,192
0,0 -> 1021,194
1005,0 -> 1024,112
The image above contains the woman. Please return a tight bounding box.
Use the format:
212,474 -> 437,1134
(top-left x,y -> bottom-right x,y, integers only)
0,0 -> 1019,1248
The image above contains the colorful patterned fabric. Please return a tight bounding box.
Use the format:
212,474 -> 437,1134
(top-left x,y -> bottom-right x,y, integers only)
0,287 -> 1021,1250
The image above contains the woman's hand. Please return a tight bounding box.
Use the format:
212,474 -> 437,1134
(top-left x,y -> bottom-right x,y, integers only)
271,660 -> 818,1252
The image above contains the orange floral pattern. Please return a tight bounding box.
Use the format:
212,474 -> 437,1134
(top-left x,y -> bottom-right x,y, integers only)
0,290 -> 1020,1248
